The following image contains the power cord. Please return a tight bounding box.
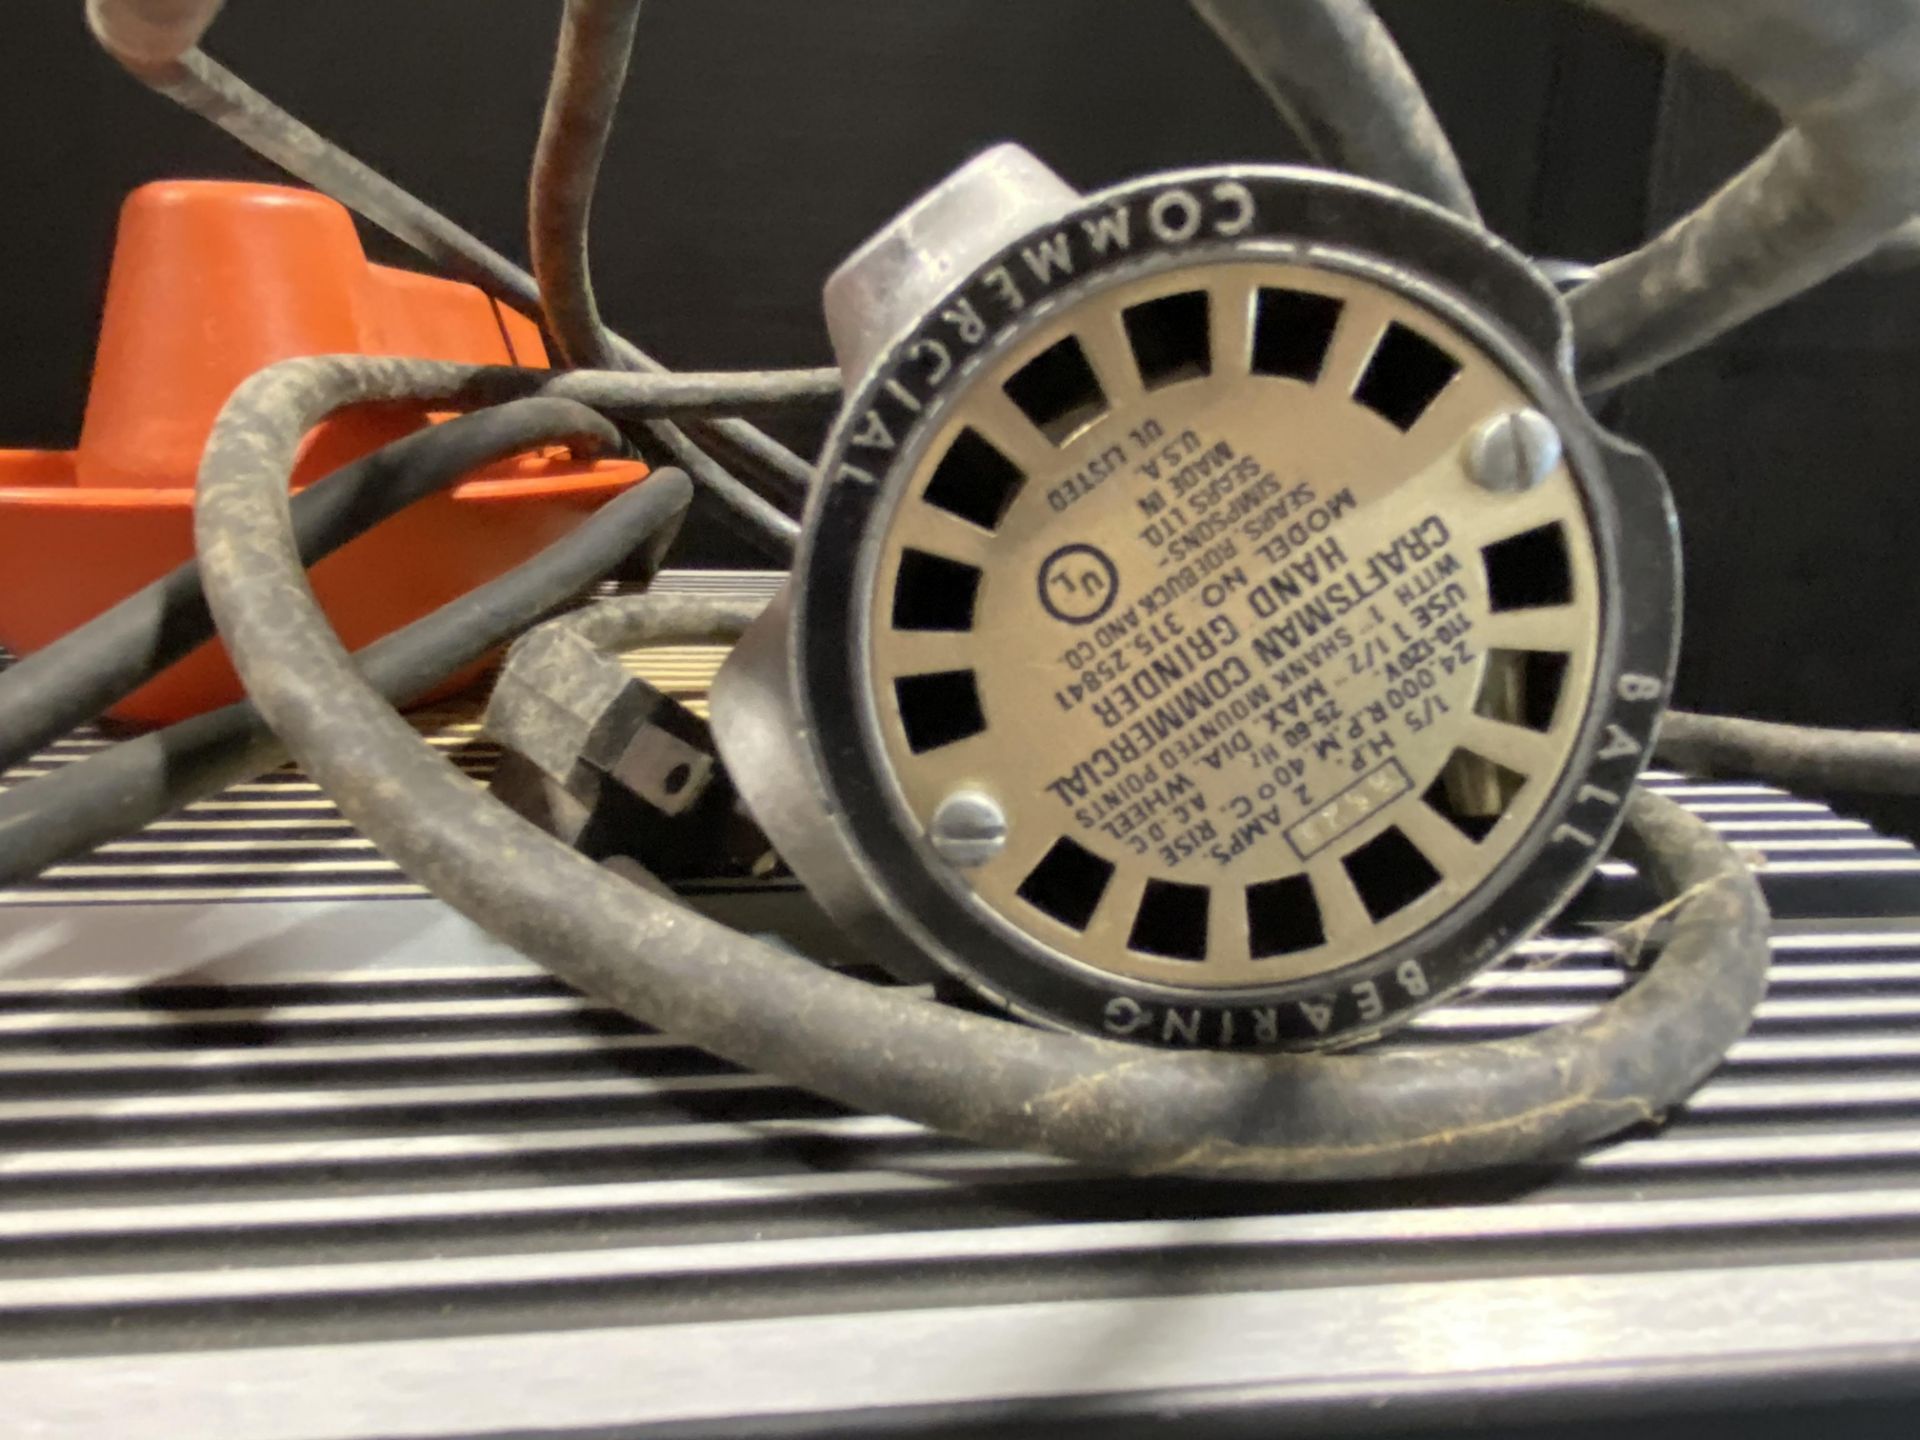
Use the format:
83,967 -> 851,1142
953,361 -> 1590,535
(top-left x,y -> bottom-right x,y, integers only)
39,0 -> 1920,1178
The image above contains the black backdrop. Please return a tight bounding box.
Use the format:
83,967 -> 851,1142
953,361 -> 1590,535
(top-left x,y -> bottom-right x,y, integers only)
7,1 -> 1920,800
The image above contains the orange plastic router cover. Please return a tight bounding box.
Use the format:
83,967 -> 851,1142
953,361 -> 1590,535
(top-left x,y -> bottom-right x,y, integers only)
0,180 -> 648,727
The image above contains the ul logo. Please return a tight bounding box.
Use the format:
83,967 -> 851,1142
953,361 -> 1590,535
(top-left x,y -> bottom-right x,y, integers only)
1038,543 -> 1119,625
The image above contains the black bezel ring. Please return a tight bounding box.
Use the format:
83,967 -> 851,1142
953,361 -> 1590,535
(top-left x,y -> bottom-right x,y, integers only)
794,164 -> 1681,1050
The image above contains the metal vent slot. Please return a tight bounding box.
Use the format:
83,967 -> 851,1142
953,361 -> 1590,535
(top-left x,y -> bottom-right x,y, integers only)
1250,287 -> 1343,381
1352,320 -> 1461,429
1122,290 -> 1212,390
1245,874 -> 1325,958
1016,837 -> 1115,931
1127,879 -> 1210,960
1002,335 -> 1109,444
1426,748 -> 1527,841
1342,825 -> 1442,920
890,550 -> 982,633
1475,647 -> 1571,731
1482,522 -> 1574,611
891,670 -> 987,754
921,427 -> 1025,532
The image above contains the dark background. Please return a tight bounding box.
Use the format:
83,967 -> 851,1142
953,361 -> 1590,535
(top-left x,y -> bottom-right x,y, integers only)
6,1 -> 1920,785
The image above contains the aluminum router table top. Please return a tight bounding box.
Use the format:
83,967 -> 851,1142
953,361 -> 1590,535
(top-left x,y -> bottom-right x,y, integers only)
2,572 -> 1920,1439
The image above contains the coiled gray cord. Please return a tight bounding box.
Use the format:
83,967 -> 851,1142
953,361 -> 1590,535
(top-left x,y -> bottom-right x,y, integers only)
181,353 -> 1772,1182
0,405 -> 694,887
1193,0 -> 1920,392
525,0 -> 820,516
86,4 -> 833,551
1658,712 -> 1920,797
1190,0 -> 1480,223
531,0 -> 644,375
84,0 -> 1919,1179
0,394 -> 621,772
0,360 -> 829,780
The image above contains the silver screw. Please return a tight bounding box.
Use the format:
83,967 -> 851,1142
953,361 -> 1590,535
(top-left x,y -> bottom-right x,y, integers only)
929,790 -> 1007,868
1468,408 -> 1563,493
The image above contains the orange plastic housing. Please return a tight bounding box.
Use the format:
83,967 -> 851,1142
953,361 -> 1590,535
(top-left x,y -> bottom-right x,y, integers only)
0,180 -> 648,728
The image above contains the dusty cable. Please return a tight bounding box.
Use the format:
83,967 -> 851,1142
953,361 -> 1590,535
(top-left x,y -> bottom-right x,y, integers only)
188,354 -> 1772,1181
87,14 -> 830,538
1190,0 -> 1480,222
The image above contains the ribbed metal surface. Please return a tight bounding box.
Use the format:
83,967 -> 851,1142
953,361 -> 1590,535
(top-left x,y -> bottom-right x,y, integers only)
8,749 -> 1914,911
4,571 -> 1920,1436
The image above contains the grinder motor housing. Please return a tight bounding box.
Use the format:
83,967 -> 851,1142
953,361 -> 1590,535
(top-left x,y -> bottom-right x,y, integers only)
711,145 -> 1679,1053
